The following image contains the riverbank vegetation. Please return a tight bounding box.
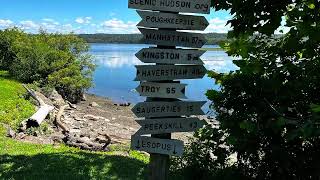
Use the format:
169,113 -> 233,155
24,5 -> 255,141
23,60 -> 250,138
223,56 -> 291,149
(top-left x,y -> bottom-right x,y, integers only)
0,28 -> 95,103
172,0 -> 320,179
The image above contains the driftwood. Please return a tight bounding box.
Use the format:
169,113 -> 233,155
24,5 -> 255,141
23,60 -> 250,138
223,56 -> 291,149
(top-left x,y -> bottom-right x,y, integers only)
55,105 -> 69,133
22,84 -> 54,126
65,135 -> 110,151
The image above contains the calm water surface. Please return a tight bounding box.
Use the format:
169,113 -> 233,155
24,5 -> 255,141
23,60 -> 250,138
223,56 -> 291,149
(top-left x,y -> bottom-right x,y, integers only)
87,43 -> 237,112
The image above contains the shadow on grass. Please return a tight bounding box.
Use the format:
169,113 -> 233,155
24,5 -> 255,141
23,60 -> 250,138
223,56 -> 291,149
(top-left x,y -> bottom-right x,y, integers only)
0,152 -> 148,180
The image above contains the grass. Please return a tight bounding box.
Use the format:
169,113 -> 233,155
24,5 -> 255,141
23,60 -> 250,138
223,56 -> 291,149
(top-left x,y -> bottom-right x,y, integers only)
0,71 -> 35,129
0,71 -> 149,180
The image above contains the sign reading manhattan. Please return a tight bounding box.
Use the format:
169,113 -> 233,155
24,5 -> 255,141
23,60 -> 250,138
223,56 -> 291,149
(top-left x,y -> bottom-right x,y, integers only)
131,136 -> 184,156
136,48 -> 205,65
137,11 -> 209,30
132,101 -> 205,118
135,117 -> 205,135
136,82 -> 187,99
135,65 -> 207,81
139,28 -> 207,48
129,0 -> 211,14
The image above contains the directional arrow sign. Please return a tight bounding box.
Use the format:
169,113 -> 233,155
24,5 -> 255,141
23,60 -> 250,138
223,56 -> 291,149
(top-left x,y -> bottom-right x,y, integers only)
135,65 -> 207,81
132,101 -> 205,118
136,82 -> 187,99
139,28 -> 207,48
128,0 -> 211,14
137,11 -> 209,30
136,48 -> 205,65
135,117 -> 205,135
131,135 -> 184,156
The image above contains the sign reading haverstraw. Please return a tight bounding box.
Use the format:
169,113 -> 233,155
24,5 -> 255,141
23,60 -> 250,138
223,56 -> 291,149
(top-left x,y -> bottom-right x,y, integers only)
139,28 -> 207,48
132,101 -> 205,118
131,136 -> 184,156
136,82 -> 187,99
137,11 -> 209,30
128,0 -> 211,14
136,48 -> 205,65
135,65 -> 207,81
135,117 -> 205,135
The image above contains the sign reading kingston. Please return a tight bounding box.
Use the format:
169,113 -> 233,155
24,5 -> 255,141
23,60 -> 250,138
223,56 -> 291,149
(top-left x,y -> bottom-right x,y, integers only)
132,101 -> 205,118
128,0 -> 211,14
135,117 -> 205,135
136,48 -> 205,65
137,11 -> 209,30
131,135 -> 184,156
136,82 -> 187,99
139,28 -> 207,48
135,65 -> 207,81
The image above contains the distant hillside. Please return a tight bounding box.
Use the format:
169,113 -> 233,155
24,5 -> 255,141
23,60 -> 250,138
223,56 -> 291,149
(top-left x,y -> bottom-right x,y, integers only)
78,33 -> 227,45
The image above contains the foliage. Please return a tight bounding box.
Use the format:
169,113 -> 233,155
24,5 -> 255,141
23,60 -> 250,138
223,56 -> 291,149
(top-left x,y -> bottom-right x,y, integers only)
173,0 -> 320,179
0,71 -> 35,129
0,28 -> 95,103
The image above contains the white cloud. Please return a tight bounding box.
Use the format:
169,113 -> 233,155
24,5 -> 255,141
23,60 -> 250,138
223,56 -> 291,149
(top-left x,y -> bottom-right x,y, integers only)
75,17 -> 92,24
0,19 -> 14,28
100,18 -> 138,33
205,17 -> 232,33
19,20 -> 39,32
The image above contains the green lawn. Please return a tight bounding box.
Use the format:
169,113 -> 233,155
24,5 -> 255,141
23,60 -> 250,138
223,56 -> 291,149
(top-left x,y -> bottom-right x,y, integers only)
0,71 -> 149,180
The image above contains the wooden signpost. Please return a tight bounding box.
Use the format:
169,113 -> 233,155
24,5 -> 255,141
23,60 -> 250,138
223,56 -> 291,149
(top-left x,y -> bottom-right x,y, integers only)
135,65 -> 207,81
136,82 -> 187,99
139,28 -> 207,48
131,136 -> 184,156
136,48 -> 205,65
132,101 -> 206,118
135,117 -> 205,135
137,11 -> 209,30
129,0 -> 211,179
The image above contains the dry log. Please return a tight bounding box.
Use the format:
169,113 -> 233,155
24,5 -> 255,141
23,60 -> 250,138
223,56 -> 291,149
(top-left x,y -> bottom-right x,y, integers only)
65,136 -> 109,151
55,105 -> 69,133
22,84 -> 54,126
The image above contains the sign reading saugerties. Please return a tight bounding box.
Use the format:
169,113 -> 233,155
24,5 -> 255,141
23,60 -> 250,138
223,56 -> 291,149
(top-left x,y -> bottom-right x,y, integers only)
128,0 -> 211,14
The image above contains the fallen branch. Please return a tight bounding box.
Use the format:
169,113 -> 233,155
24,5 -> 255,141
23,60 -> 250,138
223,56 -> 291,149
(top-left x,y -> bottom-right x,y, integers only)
22,84 -> 54,126
65,136 -> 108,151
55,104 -> 69,133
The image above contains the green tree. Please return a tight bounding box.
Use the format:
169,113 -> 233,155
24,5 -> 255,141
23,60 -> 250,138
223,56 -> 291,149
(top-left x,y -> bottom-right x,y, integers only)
172,0 -> 320,179
0,28 -> 95,103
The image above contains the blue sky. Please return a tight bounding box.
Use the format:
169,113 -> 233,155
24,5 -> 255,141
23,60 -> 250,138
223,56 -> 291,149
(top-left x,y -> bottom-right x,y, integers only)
0,0 -> 232,34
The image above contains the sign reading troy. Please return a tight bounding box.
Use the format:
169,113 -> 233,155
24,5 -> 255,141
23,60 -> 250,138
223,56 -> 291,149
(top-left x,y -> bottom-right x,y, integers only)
139,28 -> 207,48
128,0 -> 211,14
136,82 -> 187,99
131,136 -> 184,156
137,11 -> 209,30
132,101 -> 205,118
135,117 -> 205,135
136,48 -> 205,65
135,65 -> 207,81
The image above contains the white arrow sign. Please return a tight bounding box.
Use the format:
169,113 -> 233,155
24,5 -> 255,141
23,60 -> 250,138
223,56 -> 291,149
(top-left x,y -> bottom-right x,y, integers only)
139,28 -> 207,48
137,11 -> 209,30
128,0 -> 211,14
135,48 -> 205,65
136,82 -> 187,99
135,65 -> 207,81
131,135 -> 184,156
132,101 -> 205,118
135,117 -> 205,135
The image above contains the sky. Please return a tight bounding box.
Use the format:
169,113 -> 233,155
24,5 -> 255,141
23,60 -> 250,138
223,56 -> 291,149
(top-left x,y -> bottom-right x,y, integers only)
0,0 -> 233,34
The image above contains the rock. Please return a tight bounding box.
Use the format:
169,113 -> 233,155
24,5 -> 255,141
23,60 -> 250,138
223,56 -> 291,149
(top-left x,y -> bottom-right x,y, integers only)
81,94 -> 87,101
48,90 -> 65,108
89,102 -> 100,107
7,127 -> 16,138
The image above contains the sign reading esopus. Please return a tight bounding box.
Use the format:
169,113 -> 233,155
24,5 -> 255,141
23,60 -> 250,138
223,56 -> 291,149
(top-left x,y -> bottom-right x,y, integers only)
131,136 -> 184,156
128,0 -> 211,14
137,11 -> 209,30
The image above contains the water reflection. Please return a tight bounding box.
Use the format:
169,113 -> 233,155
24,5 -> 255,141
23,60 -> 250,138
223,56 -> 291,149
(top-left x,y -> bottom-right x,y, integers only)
88,43 -> 238,111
